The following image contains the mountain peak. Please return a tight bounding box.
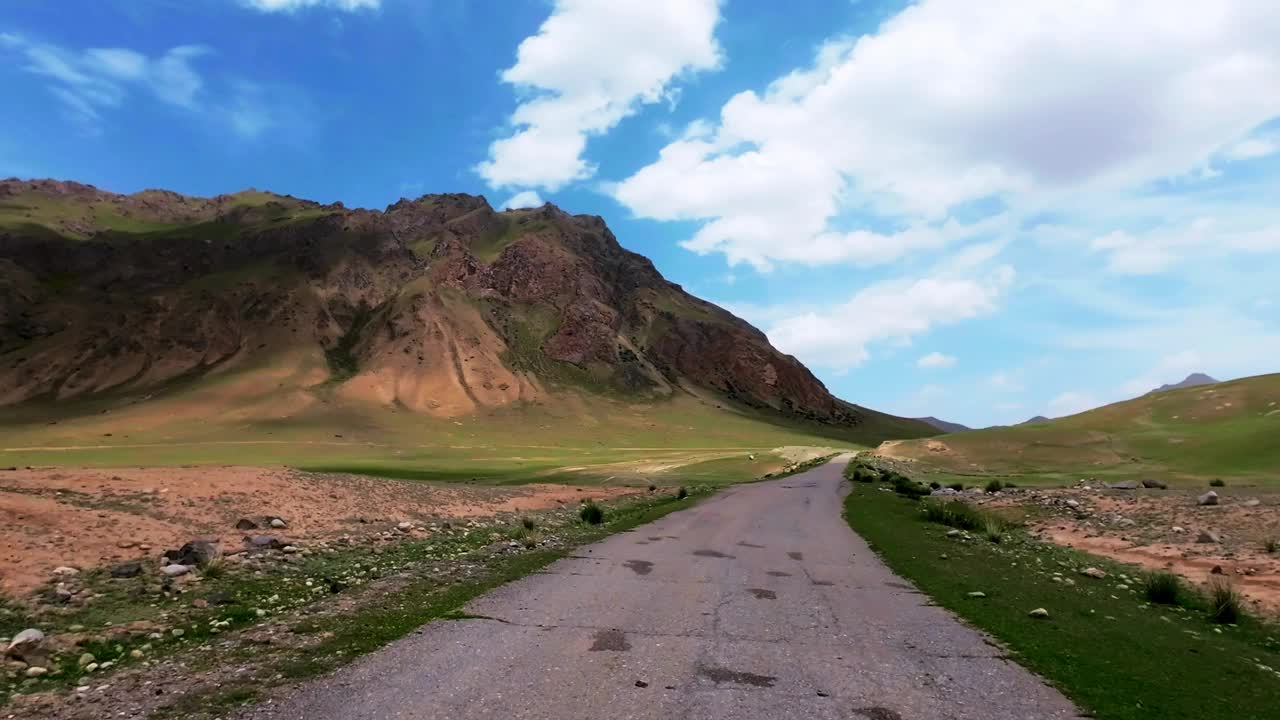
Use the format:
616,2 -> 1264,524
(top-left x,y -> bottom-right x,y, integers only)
1152,372 -> 1219,394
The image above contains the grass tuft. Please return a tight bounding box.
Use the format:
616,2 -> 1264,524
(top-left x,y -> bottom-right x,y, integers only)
921,499 -> 986,531
520,516 -> 536,531
1265,539 -> 1279,554
1143,571 -> 1183,605
1209,478 -> 1225,487
1207,579 -> 1244,624
579,501 -> 605,525
983,518 -> 1006,543
984,479 -> 1004,493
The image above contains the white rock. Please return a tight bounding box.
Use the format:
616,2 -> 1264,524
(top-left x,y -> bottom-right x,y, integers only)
161,564 -> 190,577
1028,608 -> 1050,619
1198,491 -> 1220,506
52,566 -> 80,577
967,591 -> 987,598
270,518 -> 288,529
1081,567 -> 1107,579
25,666 -> 48,678
6,628 -> 45,660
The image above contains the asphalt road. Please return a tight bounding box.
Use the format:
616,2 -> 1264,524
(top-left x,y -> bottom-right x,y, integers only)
244,459 -> 1080,720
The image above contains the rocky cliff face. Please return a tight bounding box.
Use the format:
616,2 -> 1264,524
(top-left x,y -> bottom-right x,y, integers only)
0,178 -> 869,429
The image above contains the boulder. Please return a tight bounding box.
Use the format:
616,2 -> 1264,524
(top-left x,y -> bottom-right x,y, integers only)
110,561 -> 143,579
269,517 -> 288,529
1081,567 -> 1107,579
6,628 -> 46,663
1198,491 -> 1220,506
164,540 -> 220,567
160,564 -> 191,577
1141,479 -> 1168,489
1108,480 -> 1139,490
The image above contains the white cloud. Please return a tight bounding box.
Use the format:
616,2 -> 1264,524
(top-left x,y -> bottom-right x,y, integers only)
477,0 -> 722,191
502,190 -> 544,210
1225,136 -> 1279,160
757,266 -> 1013,370
1048,391 -> 1100,417
3,34 -> 209,126
917,352 -> 957,369
611,0 -> 1280,269
240,0 -> 379,12
986,370 -> 1026,393
1089,218 -> 1280,275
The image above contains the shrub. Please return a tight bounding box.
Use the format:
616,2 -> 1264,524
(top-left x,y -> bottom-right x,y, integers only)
983,518 -> 1006,543
921,499 -> 986,531
928,481 -> 942,490
1208,579 -> 1244,624
985,479 -> 1004,493
200,558 -> 226,580
1003,481 -> 1017,489
1143,571 -> 1183,605
579,502 -> 605,525
1266,539 -> 1279,554
947,482 -> 965,492
1209,478 -> 1226,487
677,486 -> 688,500
892,475 -> 931,499
647,484 -> 657,492
521,516 -> 536,531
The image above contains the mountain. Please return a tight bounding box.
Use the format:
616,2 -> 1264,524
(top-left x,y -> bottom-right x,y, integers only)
1020,415 -> 1051,425
1152,372 -> 1219,394
914,416 -> 970,433
0,178 -> 933,446
880,373 -> 1280,483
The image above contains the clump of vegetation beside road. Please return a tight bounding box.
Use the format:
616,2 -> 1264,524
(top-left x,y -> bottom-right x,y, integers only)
842,460 -> 1280,720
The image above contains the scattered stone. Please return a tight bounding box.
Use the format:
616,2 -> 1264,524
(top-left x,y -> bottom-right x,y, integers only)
945,529 -> 962,537
1243,499 -> 1261,508
6,628 -> 45,663
1171,526 -> 1185,533
282,545 -> 300,554
635,680 -> 649,688
84,662 -> 99,672
270,517 -> 288,529
78,653 -> 96,667
1065,499 -> 1081,509
52,566 -> 80,577
1198,491 -> 1220,506
396,521 -> 414,533
245,535 -> 284,550
160,564 -> 190,577
25,666 -> 48,678
967,591 -> 987,598
129,649 -> 144,659
1109,480 -> 1139,490
235,518 -> 259,531
1081,567 -> 1107,579
1197,530 -> 1221,544
1028,608 -> 1050,619
171,629 -> 185,638
110,561 -> 143,579
1141,479 -> 1168,489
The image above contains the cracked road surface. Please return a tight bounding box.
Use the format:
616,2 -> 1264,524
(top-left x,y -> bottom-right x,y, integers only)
243,460 -> 1080,720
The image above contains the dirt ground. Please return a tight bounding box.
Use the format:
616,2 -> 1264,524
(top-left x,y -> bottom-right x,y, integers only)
0,466 -> 636,595
980,486 -> 1280,614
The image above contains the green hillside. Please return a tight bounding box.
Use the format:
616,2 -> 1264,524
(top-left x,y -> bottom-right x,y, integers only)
881,373 -> 1280,486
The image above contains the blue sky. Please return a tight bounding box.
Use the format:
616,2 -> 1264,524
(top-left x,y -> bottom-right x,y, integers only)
3,0 -> 1278,427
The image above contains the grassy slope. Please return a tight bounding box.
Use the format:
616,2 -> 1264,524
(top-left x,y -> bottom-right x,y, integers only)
886,373 -> 1280,486
843,481 -> 1280,720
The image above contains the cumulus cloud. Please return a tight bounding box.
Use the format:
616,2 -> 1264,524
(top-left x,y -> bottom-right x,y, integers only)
240,0 -> 379,12
917,352 -> 957,369
611,0 -> 1280,269
502,190 -> 544,210
477,0 -> 722,192
748,266 -> 1013,371
3,34 -> 209,126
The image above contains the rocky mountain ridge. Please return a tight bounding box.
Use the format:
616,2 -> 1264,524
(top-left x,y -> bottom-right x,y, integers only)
0,178 -> 927,440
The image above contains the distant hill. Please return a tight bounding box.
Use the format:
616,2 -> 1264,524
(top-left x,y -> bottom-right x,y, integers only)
1020,415 -> 1051,425
880,373 -> 1280,484
1152,373 -> 1219,394
915,416 -> 971,433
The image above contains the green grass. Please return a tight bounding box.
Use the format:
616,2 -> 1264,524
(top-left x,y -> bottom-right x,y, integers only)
843,480 -> 1280,720
884,373 -> 1280,487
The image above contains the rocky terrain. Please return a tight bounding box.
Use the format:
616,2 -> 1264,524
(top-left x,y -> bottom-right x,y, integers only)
0,179 -> 925,441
